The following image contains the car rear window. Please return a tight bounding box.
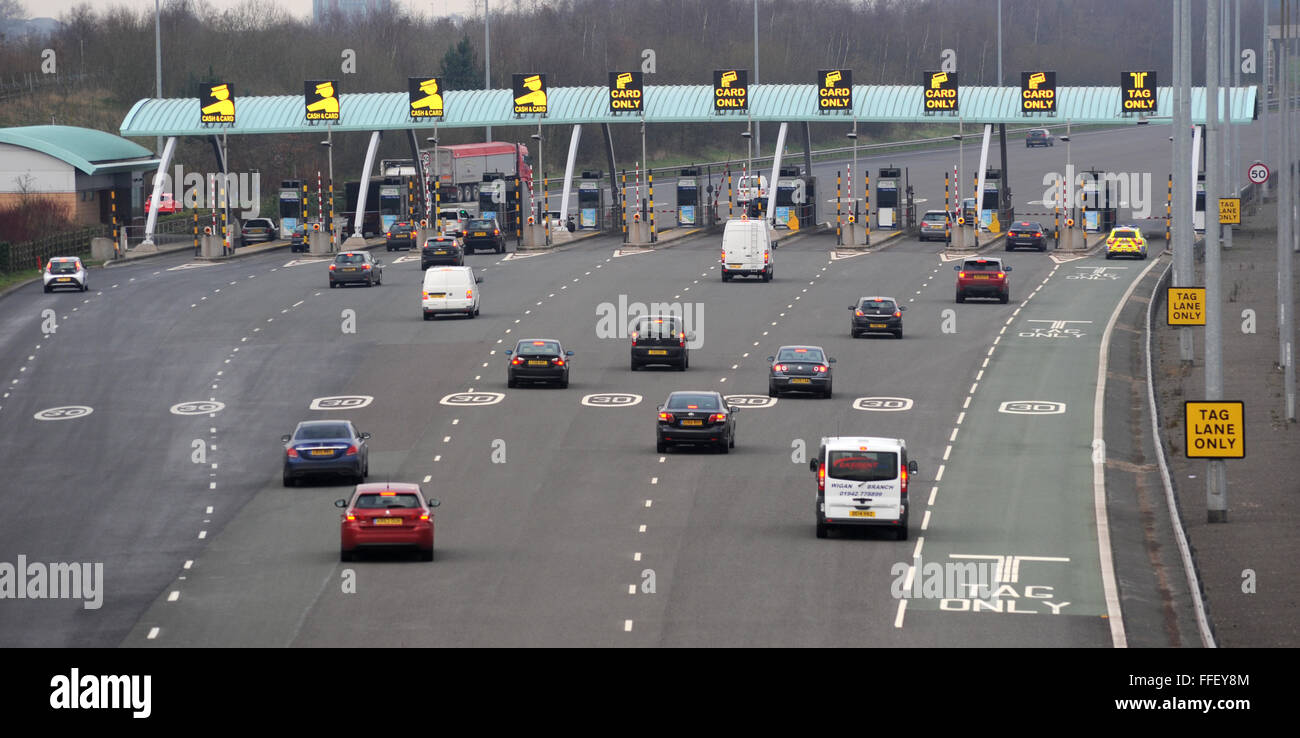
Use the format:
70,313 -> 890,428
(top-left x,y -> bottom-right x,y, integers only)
1029,130 -> 1046,137
922,212 -> 947,223
1112,230 -> 1138,239
665,393 -> 721,411
635,317 -> 681,337
827,451 -> 898,482
468,220 -> 495,229
335,253 -> 367,264
1012,222 -> 1043,231
517,340 -> 560,355
50,261 -> 80,274
355,493 -> 421,509
963,260 -> 1002,271
777,347 -> 825,362
295,424 -> 351,440
860,299 -> 896,312
425,238 -> 458,246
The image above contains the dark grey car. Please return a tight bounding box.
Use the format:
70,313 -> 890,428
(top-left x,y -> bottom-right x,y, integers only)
329,251 -> 384,287
768,345 -> 835,398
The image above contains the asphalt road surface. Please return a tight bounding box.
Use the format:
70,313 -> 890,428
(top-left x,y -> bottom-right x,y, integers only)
0,121 -> 1256,647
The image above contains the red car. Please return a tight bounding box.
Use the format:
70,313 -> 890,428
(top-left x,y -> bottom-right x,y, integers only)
954,256 -> 1012,303
335,483 -> 441,561
144,193 -> 177,214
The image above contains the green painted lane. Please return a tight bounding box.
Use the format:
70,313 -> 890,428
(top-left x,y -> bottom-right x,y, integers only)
900,254 -> 1158,645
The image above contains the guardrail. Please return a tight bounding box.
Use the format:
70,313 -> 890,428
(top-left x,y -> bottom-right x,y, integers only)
1,223 -> 111,273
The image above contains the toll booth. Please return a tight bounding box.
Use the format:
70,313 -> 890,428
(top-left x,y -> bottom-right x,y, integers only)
875,167 -> 901,229
676,168 -> 700,227
979,168 -> 1001,229
1193,173 -> 1206,233
379,176 -> 404,232
578,171 -> 603,230
278,179 -> 302,232
478,173 -> 520,232
773,167 -> 801,229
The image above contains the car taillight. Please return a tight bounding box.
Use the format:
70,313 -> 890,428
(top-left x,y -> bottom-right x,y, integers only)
346,513 -> 356,521
552,357 -> 565,365
773,363 -> 787,372
465,289 -> 473,299
818,463 -> 825,493
958,271 -> 967,278
511,357 -> 522,364
813,364 -> 828,373
855,310 -> 864,316
329,264 -> 336,271
997,272 -> 1005,278
658,412 -> 674,423
345,445 -> 358,456
679,334 -> 686,347
286,448 -> 299,458
1033,232 -> 1042,237
1107,238 -> 1115,245
764,251 -> 770,264
720,250 -> 725,262
708,413 -> 727,423
362,263 -> 371,270
893,311 -> 902,318
494,229 -> 500,236
901,466 -> 909,495
419,512 -> 430,521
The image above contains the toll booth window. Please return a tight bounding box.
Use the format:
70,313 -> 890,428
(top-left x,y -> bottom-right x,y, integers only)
827,451 -> 897,482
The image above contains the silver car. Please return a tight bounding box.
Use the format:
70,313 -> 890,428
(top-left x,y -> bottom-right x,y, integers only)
43,256 -> 88,293
918,210 -> 950,242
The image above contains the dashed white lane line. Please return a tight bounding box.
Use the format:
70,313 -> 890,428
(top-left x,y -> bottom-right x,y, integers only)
147,627 -> 160,640
167,591 -> 179,602
434,455 -> 442,462
956,412 -> 965,425
969,382 -> 979,394
928,486 -> 938,506
638,525 -> 647,533
184,560 -> 193,570
948,428 -> 959,442
658,456 -> 666,463
962,396 -> 971,409
650,477 -> 658,485
624,620 -> 633,632
442,436 -> 451,443
628,585 -> 637,594
423,475 -> 432,483
644,499 -> 653,508
452,418 -> 460,425
198,531 -> 207,539
894,599 -> 908,628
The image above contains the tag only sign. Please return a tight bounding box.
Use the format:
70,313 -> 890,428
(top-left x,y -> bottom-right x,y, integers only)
1219,197 -> 1241,225
1167,287 -> 1206,325
1184,401 -> 1245,458
1121,70 -> 1157,113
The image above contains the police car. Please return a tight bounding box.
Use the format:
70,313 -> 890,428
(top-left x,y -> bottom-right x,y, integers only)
1105,226 -> 1147,259
43,257 -> 88,293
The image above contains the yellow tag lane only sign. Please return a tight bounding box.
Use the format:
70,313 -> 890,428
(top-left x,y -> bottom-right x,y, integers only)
1218,197 -> 1241,225
1184,401 -> 1245,458
1167,287 -> 1206,326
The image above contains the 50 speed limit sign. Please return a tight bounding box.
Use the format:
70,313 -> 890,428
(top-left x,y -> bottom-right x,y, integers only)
1248,162 -> 1269,185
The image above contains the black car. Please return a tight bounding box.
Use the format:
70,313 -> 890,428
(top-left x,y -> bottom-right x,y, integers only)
239,217 -> 278,246
768,345 -> 835,398
329,251 -> 384,287
849,296 -> 906,338
656,391 -> 737,453
289,223 -> 311,253
1025,128 -> 1054,147
505,338 -> 573,388
421,236 -> 464,268
1005,221 -> 1047,252
630,315 -> 691,371
282,420 -> 371,486
386,221 -> 419,251
461,218 -> 506,254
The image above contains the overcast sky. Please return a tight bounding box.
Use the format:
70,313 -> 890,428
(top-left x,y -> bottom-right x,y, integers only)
20,0 -> 482,20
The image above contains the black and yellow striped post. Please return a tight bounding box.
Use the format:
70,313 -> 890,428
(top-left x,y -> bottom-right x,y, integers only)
835,171 -> 842,246
727,167 -> 733,221
1053,179 -> 1060,248
1170,172 -> 1180,241
543,173 -> 551,246
620,170 -> 628,243
110,190 -> 120,257
434,180 -> 442,233
219,179 -> 229,255
864,171 -> 871,247
1078,176 -> 1087,245
514,176 -> 522,245
944,171 -> 951,245
328,181 -> 335,251
192,211 -> 198,255
301,182 -> 308,225
648,172 -> 656,243
408,179 -> 415,219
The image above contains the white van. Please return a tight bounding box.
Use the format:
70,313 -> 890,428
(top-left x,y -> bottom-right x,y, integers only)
720,218 -> 774,282
438,208 -> 471,235
810,436 -> 918,540
735,174 -> 768,208
421,266 -> 482,320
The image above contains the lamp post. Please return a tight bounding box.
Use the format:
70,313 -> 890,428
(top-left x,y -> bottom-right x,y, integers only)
530,129 -> 546,244
319,132 -> 334,249
847,121 -> 859,226
741,126 -> 753,216
426,135 -> 439,231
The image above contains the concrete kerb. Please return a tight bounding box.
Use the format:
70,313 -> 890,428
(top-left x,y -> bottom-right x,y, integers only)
517,227 -> 606,251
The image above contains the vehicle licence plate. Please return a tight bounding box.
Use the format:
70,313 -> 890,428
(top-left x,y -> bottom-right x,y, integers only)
648,349 -> 667,355
310,449 -> 333,456
435,250 -> 447,255
791,378 -> 811,384
373,518 -> 402,525
344,267 -> 357,271
681,420 -> 703,426
58,278 -> 71,282
528,360 -> 548,366
849,511 -> 875,518
870,323 -> 887,328
972,274 -> 989,279
727,263 -> 742,268
474,232 -> 486,237
427,293 -> 445,298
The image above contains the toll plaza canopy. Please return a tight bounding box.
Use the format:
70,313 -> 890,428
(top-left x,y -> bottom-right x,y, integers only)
120,84 -> 1257,136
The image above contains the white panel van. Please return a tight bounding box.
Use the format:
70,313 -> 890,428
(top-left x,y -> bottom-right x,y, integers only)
421,266 -> 482,320
810,436 -> 918,540
720,218 -> 774,282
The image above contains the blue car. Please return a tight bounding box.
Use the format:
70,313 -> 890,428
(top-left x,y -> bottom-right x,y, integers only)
282,420 -> 371,487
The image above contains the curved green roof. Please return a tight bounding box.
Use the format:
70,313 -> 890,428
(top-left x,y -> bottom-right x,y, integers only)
0,125 -> 158,175
119,84 -> 1257,137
